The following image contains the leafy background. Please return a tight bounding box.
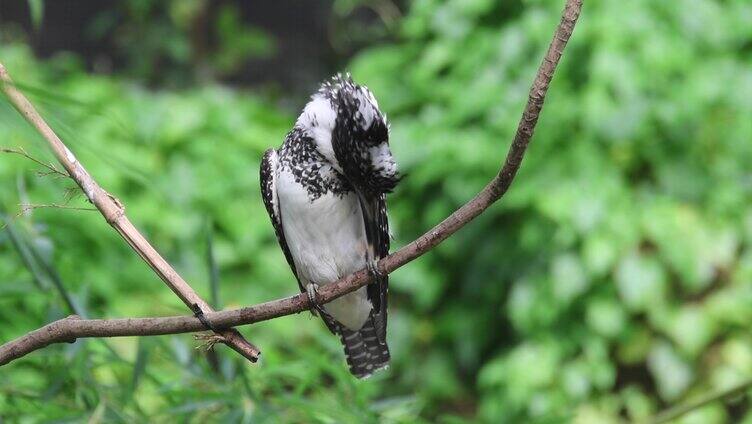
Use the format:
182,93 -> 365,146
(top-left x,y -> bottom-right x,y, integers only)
1,0 -> 752,422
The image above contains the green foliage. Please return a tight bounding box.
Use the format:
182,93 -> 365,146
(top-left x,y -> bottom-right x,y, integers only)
2,0 -> 752,422
26,0 -> 44,31
87,0 -> 275,85
0,44 -> 415,422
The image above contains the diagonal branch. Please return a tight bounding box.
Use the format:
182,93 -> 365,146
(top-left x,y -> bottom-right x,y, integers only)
0,0 -> 583,367
647,378 -> 752,424
0,66 -> 260,362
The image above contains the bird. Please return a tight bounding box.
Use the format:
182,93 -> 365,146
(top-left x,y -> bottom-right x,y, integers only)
259,74 -> 400,378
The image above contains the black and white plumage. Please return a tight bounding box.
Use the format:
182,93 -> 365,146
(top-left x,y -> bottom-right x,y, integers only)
260,74 -> 399,378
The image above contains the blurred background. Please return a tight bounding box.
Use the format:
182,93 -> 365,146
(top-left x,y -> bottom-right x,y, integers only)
1,0 -> 751,422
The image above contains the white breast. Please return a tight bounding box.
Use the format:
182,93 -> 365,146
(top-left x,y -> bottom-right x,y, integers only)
276,168 -> 372,330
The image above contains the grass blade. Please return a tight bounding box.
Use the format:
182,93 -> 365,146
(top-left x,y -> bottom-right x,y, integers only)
130,338 -> 151,397
2,213 -> 51,291
205,218 -> 220,310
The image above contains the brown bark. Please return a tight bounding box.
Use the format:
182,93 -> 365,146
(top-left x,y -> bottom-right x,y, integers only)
0,0 -> 583,367
0,64 -> 260,363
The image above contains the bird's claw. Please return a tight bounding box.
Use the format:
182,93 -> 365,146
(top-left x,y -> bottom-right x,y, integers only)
367,258 -> 385,280
306,283 -> 320,317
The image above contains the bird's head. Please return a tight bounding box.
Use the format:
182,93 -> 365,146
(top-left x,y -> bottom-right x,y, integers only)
296,74 -> 400,195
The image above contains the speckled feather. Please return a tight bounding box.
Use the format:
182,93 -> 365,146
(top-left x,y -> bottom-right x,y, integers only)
260,149 -> 305,293
259,74 -> 397,378
277,127 -> 351,200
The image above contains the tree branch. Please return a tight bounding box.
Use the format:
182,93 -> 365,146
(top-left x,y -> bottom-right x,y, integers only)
648,378 -> 752,424
0,0 -> 583,367
0,66 -> 260,362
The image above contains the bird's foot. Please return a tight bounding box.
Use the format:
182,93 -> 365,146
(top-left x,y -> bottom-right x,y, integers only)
306,283 -> 321,317
366,257 -> 385,280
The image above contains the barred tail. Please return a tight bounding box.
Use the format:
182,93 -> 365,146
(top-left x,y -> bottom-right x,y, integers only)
339,316 -> 390,379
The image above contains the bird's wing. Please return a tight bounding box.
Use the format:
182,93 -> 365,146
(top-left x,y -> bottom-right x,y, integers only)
260,148 -> 304,293
357,192 -> 390,343
260,148 -> 341,336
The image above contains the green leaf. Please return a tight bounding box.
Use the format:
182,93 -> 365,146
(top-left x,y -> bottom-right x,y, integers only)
27,0 -> 45,31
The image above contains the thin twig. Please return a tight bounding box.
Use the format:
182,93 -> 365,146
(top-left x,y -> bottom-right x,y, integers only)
0,147 -> 92,229
0,202 -> 95,231
19,203 -> 97,212
647,378 -> 752,424
0,62 -> 261,362
195,333 -> 226,352
1,146 -> 69,179
0,0 -> 584,367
